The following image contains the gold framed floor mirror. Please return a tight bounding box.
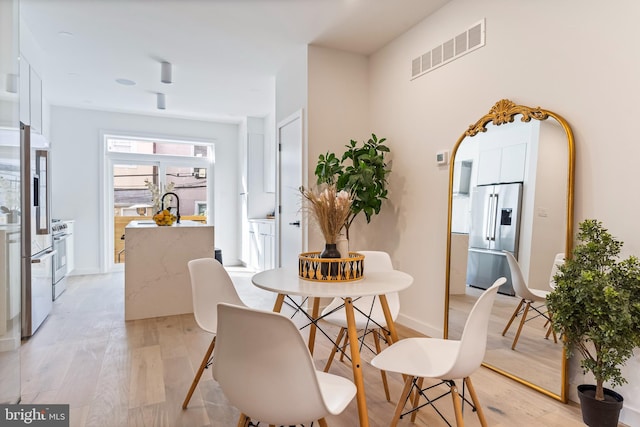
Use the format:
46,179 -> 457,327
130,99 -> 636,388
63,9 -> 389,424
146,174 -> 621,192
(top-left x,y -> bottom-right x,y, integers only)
444,99 -> 575,402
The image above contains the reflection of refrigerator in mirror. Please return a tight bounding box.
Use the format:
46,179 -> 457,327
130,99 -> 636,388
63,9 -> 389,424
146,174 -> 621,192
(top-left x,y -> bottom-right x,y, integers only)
467,182 -> 522,295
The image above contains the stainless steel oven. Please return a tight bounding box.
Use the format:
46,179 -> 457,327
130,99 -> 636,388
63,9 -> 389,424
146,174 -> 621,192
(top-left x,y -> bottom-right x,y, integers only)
52,220 -> 69,300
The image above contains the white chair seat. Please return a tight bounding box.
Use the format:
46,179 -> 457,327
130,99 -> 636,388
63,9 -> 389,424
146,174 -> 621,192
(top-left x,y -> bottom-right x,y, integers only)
371,338 -> 461,379
528,288 -> 550,301
316,371 -> 358,415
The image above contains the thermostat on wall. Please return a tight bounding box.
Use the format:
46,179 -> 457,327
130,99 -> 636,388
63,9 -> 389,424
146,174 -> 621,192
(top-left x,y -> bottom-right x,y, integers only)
436,150 -> 449,165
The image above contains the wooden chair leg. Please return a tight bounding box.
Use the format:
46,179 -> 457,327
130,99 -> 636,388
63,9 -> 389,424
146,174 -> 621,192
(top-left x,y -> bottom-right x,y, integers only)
182,336 -> 216,409
372,329 -> 391,401
546,310 -> 558,343
511,301 -> 531,350
339,330 -> 349,362
237,413 -> 249,427
324,327 -> 345,372
464,376 -> 487,427
391,376 -> 415,427
450,381 -> 465,427
318,418 -> 328,427
502,299 -> 524,336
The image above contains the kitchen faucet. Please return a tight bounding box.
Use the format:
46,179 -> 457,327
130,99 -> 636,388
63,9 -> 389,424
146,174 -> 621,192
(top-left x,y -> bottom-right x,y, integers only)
161,192 -> 181,223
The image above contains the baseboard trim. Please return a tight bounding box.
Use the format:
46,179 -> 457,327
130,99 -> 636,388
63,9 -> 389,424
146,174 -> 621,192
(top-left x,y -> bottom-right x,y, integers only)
396,313 -> 442,339
620,404 -> 640,427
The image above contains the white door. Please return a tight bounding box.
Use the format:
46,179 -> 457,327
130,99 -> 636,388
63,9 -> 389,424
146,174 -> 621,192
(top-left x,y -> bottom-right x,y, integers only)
277,111 -> 304,269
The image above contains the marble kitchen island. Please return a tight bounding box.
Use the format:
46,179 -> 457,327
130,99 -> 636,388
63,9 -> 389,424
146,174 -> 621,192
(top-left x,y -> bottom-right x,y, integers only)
124,220 -> 215,321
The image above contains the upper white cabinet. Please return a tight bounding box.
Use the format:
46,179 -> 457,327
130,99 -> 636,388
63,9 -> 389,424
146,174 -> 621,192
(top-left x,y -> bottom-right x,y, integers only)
19,57 -> 30,126
29,67 -> 42,134
18,54 -> 43,133
477,143 -> 526,185
246,125 -> 275,219
264,131 -> 276,193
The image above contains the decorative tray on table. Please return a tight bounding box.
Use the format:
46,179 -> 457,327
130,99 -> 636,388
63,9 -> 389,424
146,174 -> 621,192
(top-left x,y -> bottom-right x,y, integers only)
298,252 -> 365,282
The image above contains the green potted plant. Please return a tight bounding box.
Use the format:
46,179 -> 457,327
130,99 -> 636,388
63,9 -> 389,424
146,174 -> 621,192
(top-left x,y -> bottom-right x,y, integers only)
546,219 -> 640,427
314,133 -> 391,239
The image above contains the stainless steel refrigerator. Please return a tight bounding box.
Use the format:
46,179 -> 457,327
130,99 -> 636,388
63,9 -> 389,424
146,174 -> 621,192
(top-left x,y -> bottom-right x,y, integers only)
466,182 -> 522,295
20,123 -> 54,338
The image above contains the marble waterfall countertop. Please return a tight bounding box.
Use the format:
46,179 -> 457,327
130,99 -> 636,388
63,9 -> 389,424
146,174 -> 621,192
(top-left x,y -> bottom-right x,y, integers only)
124,220 -> 215,320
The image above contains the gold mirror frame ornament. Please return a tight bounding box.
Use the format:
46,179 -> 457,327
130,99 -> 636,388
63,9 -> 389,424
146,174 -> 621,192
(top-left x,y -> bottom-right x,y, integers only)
444,99 -> 575,403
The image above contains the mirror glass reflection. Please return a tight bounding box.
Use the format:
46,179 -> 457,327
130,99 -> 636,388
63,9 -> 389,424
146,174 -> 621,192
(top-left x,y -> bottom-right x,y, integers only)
446,101 -> 573,400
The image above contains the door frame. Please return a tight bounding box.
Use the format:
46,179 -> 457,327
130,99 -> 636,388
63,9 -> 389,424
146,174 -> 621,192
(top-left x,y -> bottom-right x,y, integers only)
276,109 -> 307,268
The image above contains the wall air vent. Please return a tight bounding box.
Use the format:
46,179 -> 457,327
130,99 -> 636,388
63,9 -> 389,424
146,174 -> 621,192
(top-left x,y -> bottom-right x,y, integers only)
411,19 -> 486,80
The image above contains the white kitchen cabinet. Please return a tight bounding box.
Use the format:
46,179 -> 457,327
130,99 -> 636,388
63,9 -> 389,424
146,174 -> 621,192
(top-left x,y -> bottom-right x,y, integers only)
64,220 -> 75,274
477,143 -> 526,185
452,160 -> 472,195
19,56 -> 30,125
29,67 -> 42,134
500,144 -> 527,182
0,229 -> 20,337
18,54 -> 43,133
248,219 -> 275,271
264,132 -> 276,193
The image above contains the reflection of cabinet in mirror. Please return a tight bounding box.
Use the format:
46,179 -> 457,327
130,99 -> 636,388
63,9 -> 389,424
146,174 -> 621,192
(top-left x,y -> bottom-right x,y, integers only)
445,99 -> 575,403
452,160 -> 472,195
477,143 -> 527,185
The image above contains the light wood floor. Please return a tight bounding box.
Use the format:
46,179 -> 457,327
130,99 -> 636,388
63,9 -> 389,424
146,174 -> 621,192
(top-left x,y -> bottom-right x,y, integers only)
19,269 -> 591,427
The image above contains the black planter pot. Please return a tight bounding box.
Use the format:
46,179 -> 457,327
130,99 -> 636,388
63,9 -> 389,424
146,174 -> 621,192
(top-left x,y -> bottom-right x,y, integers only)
577,384 -> 623,427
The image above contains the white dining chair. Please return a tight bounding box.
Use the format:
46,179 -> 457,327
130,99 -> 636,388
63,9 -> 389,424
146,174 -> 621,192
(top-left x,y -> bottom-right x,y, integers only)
181,257 -> 246,409
320,250 -> 398,400
549,252 -> 565,289
213,303 -> 357,427
501,251 -> 557,350
371,278 -> 505,427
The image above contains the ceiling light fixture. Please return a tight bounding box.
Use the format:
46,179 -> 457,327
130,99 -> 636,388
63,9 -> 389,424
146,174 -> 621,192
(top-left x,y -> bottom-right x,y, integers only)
115,78 -> 136,86
157,93 -> 166,110
161,61 -> 172,84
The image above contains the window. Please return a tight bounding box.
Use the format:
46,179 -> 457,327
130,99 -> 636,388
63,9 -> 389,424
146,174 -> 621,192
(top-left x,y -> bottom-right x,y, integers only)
105,134 -> 213,266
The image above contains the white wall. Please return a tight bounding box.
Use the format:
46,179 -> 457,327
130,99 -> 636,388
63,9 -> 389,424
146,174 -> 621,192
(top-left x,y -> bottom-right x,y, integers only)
276,45 -> 308,124
49,106 -> 241,274
307,45 -> 370,251
367,0 -> 640,422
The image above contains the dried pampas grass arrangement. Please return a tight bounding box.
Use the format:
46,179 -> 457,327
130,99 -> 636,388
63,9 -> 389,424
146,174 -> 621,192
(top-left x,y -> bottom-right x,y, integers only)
300,184 -> 353,244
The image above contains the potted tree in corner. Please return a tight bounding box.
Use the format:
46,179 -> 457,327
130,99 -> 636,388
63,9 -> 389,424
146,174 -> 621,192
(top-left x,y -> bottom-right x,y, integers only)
546,219 -> 640,427
314,133 -> 391,240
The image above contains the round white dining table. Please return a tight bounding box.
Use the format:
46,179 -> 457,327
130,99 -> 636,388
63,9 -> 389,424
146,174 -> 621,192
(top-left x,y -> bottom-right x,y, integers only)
252,267 -> 414,427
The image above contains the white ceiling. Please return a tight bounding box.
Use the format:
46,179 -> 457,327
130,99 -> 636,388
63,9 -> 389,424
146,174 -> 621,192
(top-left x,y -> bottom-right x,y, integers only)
20,0 -> 449,122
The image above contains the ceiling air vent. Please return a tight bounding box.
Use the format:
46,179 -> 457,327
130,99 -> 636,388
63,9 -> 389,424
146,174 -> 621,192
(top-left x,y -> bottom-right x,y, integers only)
410,19 -> 486,81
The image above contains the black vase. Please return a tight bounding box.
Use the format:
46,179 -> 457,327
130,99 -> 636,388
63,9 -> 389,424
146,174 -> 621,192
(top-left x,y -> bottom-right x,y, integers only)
577,384 -> 623,427
320,243 -> 341,278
